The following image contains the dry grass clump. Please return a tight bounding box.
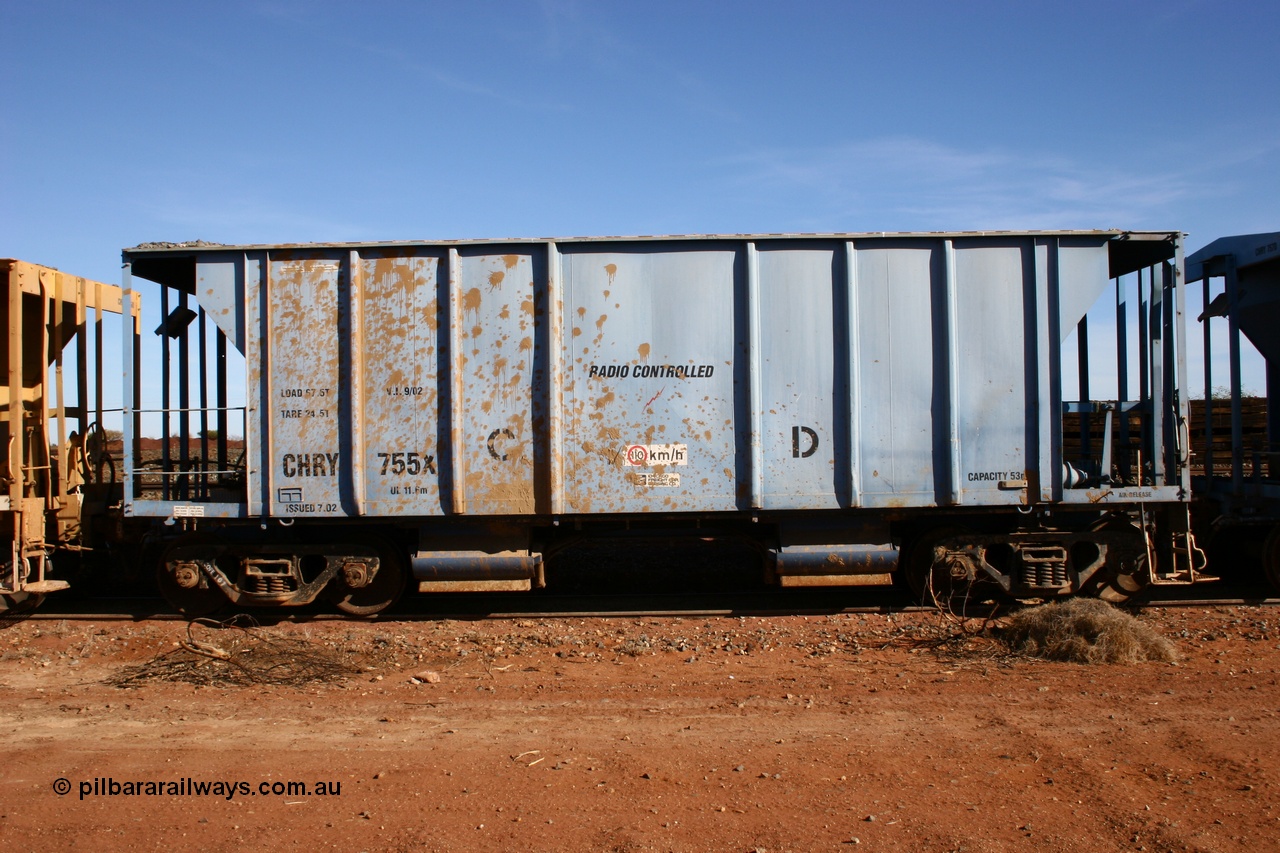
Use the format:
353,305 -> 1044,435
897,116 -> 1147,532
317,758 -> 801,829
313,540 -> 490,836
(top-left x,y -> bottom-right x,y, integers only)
1000,598 -> 1177,664
110,616 -> 365,688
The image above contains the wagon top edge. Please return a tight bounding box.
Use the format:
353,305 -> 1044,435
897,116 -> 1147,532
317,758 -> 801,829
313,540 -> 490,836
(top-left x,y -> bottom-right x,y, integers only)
121,229 -> 1181,256
1185,231 -> 1280,282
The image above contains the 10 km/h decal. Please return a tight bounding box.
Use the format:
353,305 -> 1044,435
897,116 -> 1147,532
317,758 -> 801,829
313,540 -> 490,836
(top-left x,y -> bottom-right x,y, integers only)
624,444 -> 688,466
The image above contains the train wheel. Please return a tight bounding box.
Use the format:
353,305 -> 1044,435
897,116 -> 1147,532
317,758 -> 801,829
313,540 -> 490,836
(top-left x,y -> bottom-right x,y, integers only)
333,542 -> 405,617
2,555 -> 47,617
904,528 -> 955,604
1263,527 -> 1280,595
157,536 -> 227,618
904,527 -> 999,612
1092,568 -> 1147,605
1082,519 -> 1151,605
0,591 -> 44,618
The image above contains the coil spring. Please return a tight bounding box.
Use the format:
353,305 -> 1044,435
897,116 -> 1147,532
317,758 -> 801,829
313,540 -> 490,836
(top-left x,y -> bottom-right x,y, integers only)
1019,547 -> 1069,589
249,576 -> 294,595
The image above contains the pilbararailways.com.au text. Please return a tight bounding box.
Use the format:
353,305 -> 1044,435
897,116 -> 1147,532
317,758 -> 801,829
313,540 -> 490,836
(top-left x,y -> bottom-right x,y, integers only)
56,777 -> 341,800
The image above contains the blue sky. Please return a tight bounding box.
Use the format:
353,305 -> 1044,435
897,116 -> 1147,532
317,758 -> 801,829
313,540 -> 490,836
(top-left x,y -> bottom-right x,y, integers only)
4,0 -> 1277,398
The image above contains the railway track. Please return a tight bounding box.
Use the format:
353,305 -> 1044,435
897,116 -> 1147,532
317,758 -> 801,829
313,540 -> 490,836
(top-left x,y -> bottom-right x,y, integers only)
18,582 -> 1279,622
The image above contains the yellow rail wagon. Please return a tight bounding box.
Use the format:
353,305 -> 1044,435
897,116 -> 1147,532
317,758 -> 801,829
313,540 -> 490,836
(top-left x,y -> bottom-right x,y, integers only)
2,260 -> 136,613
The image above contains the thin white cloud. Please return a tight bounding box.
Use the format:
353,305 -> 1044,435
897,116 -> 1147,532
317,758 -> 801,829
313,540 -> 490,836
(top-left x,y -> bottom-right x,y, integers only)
133,190 -> 372,246
721,137 -> 1208,231
246,1 -> 574,113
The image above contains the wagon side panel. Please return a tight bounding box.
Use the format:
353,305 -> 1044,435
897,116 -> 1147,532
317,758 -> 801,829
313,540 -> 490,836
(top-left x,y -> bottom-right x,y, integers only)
853,243 -> 944,506
356,252 -> 446,517
561,246 -> 742,514
263,253 -> 345,517
952,240 -> 1031,505
757,244 -> 841,509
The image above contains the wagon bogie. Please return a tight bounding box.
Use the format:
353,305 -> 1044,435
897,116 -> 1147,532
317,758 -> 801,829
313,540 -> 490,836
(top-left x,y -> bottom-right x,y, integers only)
902,515 -> 1156,607
157,528 -> 406,616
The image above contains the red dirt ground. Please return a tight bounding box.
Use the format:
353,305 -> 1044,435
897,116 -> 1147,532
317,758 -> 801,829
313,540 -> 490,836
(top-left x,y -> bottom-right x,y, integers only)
3,605 -> 1278,852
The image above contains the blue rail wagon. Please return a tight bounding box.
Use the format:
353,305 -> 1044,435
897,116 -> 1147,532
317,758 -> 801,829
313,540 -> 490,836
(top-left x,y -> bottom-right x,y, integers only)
122,231 -> 1204,614
1185,232 -> 1280,591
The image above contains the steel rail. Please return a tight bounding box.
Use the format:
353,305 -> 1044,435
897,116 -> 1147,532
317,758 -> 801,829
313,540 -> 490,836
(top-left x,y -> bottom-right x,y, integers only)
19,589 -> 1280,622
